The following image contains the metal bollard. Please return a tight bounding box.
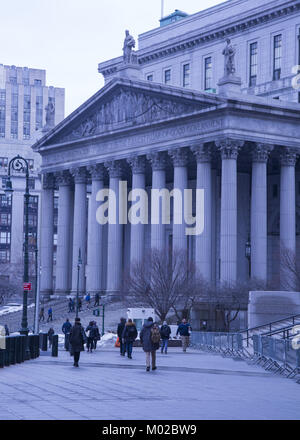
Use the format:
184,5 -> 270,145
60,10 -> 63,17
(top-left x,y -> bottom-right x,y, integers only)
15,336 -> 22,363
41,333 -> 48,351
20,335 -> 26,362
9,336 -> 17,365
34,335 -> 40,358
28,335 -> 35,359
51,335 -> 58,357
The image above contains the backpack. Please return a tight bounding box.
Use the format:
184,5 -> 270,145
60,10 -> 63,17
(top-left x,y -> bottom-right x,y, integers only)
151,324 -> 161,344
161,325 -> 170,338
127,325 -> 137,339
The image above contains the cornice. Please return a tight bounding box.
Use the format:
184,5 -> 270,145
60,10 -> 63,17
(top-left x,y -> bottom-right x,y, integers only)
138,2 -> 300,65
98,1 -> 300,76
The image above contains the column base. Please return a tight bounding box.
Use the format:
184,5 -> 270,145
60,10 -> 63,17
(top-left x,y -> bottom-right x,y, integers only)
105,290 -> 122,302
40,289 -> 53,302
53,289 -> 72,298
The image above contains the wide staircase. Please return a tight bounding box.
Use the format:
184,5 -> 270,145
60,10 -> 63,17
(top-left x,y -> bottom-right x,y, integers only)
239,313 -> 300,351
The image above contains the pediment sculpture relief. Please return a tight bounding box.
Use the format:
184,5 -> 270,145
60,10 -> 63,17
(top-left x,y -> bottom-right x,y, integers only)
58,89 -> 202,143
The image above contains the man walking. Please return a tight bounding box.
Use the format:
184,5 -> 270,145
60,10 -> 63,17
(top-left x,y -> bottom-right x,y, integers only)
47,307 -> 53,322
94,292 -> 100,307
160,321 -> 171,354
69,317 -> 87,367
122,319 -> 137,359
117,317 -> 126,356
176,318 -> 192,353
140,317 -> 160,372
62,318 -> 72,351
39,307 -> 45,322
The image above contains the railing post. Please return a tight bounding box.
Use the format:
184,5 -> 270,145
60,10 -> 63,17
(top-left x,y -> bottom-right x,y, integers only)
51,335 -> 58,357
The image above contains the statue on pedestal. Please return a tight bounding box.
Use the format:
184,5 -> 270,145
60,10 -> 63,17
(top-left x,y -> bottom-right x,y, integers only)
123,30 -> 136,64
42,100 -> 55,132
223,38 -> 236,77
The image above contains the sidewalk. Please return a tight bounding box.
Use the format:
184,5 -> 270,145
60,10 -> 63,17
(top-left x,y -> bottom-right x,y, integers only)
0,347 -> 299,420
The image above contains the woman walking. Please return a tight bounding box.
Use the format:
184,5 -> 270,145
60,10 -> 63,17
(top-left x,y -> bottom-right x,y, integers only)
122,319 -> 137,359
69,317 -> 87,367
85,321 -> 95,353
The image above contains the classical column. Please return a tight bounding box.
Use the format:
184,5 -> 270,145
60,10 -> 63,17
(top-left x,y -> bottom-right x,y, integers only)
147,151 -> 167,252
127,156 -> 147,268
191,144 -> 212,281
55,170 -> 73,294
70,167 -> 87,294
251,143 -> 273,282
216,138 -> 244,284
168,148 -> 189,253
105,160 -> 124,294
40,173 -> 55,299
280,148 -> 298,288
86,164 -> 105,295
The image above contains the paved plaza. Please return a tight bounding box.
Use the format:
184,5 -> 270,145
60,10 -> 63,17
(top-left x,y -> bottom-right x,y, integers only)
0,347 -> 299,420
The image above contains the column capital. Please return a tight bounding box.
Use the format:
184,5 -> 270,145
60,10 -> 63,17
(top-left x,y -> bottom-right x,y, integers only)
127,156 -> 146,174
216,138 -> 244,160
87,163 -> 105,180
55,170 -> 72,187
168,147 -> 189,167
70,166 -> 87,184
252,143 -> 274,163
42,172 -> 55,190
191,144 -> 212,163
147,151 -> 167,171
104,160 -> 123,178
280,148 -> 299,166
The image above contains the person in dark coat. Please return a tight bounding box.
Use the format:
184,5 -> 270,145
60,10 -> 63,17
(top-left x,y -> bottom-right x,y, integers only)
68,298 -> 73,313
39,307 -> 45,322
160,321 -> 171,354
85,321 -> 96,352
140,317 -> 160,371
122,319 -> 137,359
176,318 -> 192,352
92,321 -> 101,351
47,327 -> 54,348
62,318 -> 72,351
69,317 -> 87,367
4,324 -> 9,336
117,317 -> 126,356
94,292 -> 100,307
77,298 -> 82,313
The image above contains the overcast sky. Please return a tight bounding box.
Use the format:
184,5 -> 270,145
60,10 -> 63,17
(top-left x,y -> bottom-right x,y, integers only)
0,0 -> 224,116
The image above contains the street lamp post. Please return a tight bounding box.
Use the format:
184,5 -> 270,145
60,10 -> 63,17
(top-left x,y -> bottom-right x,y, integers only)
4,155 -> 30,336
75,248 -> 82,319
245,234 -> 251,277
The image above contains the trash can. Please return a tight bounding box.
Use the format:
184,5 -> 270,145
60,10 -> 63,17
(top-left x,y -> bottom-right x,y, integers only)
51,335 -> 58,357
93,309 -> 100,317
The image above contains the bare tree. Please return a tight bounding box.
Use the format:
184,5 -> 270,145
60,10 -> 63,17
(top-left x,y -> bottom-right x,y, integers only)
280,244 -> 299,291
123,249 -> 203,322
0,262 -> 23,304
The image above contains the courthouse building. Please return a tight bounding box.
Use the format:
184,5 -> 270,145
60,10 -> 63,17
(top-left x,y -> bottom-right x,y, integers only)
33,0 -> 300,327
0,64 -> 64,283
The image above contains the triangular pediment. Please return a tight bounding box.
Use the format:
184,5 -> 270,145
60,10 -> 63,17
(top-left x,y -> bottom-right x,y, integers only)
34,78 -> 222,149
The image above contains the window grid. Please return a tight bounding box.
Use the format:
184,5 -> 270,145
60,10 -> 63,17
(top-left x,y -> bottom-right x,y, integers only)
164,69 -> 171,84
204,57 -> 212,90
249,42 -> 258,87
183,64 -> 190,87
273,34 -> 282,81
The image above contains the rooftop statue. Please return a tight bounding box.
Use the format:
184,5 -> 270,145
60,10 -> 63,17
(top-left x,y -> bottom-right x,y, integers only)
123,30 -> 136,64
223,38 -> 236,76
42,99 -> 55,132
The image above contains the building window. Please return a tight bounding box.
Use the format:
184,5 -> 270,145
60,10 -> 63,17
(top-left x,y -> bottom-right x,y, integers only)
147,74 -> 153,81
36,95 -> 43,130
34,79 -> 42,86
273,34 -> 282,81
164,69 -> 171,84
0,213 -> 11,226
249,42 -> 258,87
204,57 -> 212,90
11,88 -> 18,139
0,194 -> 11,207
183,63 -> 190,87
0,250 -> 10,263
0,157 -> 8,171
0,231 -> 10,244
